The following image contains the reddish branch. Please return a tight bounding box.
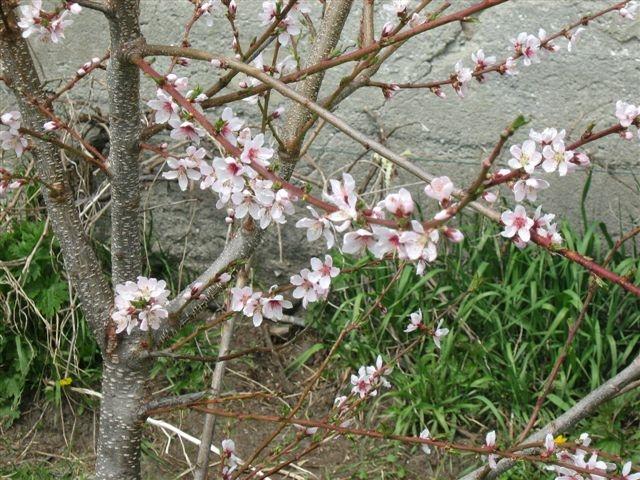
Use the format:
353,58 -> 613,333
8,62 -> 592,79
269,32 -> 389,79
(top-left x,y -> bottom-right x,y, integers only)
365,1 -> 628,95
199,0 -> 509,108
135,54 -> 640,299
49,51 -> 110,102
190,405 -> 622,480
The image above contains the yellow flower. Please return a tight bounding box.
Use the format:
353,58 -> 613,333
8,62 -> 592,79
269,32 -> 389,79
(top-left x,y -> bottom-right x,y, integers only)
58,377 -> 73,387
554,435 -> 567,445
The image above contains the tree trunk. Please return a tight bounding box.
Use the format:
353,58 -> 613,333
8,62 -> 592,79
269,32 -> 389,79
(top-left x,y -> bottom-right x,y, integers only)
95,359 -> 149,480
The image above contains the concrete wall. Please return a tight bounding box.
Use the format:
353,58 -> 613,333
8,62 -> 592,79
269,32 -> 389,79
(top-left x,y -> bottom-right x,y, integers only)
3,1 -> 639,277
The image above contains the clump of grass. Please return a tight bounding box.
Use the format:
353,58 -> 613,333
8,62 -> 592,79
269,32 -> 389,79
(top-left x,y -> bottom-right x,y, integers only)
309,215 -> 640,459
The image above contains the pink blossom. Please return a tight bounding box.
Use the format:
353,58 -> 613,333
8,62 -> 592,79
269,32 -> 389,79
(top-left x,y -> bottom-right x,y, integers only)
512,32 -> 540,66
508,140 -> 541,174
324,173 -> 359,231
453,60 -> 472,98
0,179 -> 22,198
183,281 -> 204,300
139,304 -> 168,331
309,255 -> 340,289
404,309 -> 423,333
199,161 -> 217,190
351,366 -> 374,398
432,319 -> 449,349
111,276 -> 169,334
199,1 -> 217,27
147,90 -> 180,124
166,74 -> 189,93
240,133 -> 274,166
542,139 -> 574,176
213,156 -> 252,191
184,145 -> 207,169
484,431 -> 498,469
619,1 -> 638,20
443,227 -> 464,243
503,57 -> 518,76
622,462 -> 640,480
261,291 -> 293,323
290,268 -> 320,309
162,157 -> 201,191
296,206 -> 335,248
533,206 -> 562,245
0,130 -> 28,157
1,111 -> 21,131
17,0 -> 43,40
529,127 -> 565,145
342,229 -> 376,255
615,100 -> 639,128
260,189 -> 295,228
538,28 -> 559,53
384,188 -> 414,217
424,176 -> 454,202
501,205 -> 534,243
383,0 -> 409,15
216,107 -> 244,146
381,21 -> 394,38
168,119 -> 205,144
369,225 -> 402,259
482,191 -> 498,203
513,177 -> 550,202
276,14 -> 301,46
542,433 -> 555,456
471,49 -> 496,70
231,286 -> 254,312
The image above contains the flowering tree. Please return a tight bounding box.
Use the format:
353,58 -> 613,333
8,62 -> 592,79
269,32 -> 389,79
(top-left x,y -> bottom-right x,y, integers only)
1,0 -> 640,479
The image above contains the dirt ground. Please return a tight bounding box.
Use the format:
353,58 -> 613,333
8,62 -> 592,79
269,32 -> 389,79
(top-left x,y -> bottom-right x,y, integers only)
0,320 -> 474,479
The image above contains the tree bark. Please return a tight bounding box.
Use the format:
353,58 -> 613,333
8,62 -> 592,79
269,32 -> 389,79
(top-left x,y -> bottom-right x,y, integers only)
107,0 -> 143,285
95,361 -> 149,480
279,0 -> 354,165
0,2 -> 112,348
95,2 -> 147,479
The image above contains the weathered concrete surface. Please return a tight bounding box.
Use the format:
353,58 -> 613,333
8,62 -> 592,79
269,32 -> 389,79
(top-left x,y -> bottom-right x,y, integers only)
2,1 -> 639,278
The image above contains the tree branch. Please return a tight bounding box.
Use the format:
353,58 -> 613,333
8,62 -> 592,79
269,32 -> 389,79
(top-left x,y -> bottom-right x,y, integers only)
0,4 -> 112,350
107,0 -> 143,286
140,44 -> 640,298
458,353 -> 640,479
76,0 -> 112,15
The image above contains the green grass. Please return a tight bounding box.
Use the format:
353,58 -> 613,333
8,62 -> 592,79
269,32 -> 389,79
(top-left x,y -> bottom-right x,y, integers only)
308,215 -> 640,464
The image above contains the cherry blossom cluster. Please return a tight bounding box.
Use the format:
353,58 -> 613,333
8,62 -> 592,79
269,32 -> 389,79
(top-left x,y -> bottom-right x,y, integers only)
151,96 -> 296,229
296,173 -> 464,276
544,432 -> 640,480
616,100 -> 640,140
444,8 -> 639,101
230,284 -> 292,327
17,0 -> 82,44
220,438 -> 239,480
496,126 -> 595,248
229,255 -> 339,327
349,354 -> 392,399
290,254 -> 340,308
111,276 -> 170,334
404,308 -> 449,349
380,0 -> 428,39
1,110 -> 28,158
